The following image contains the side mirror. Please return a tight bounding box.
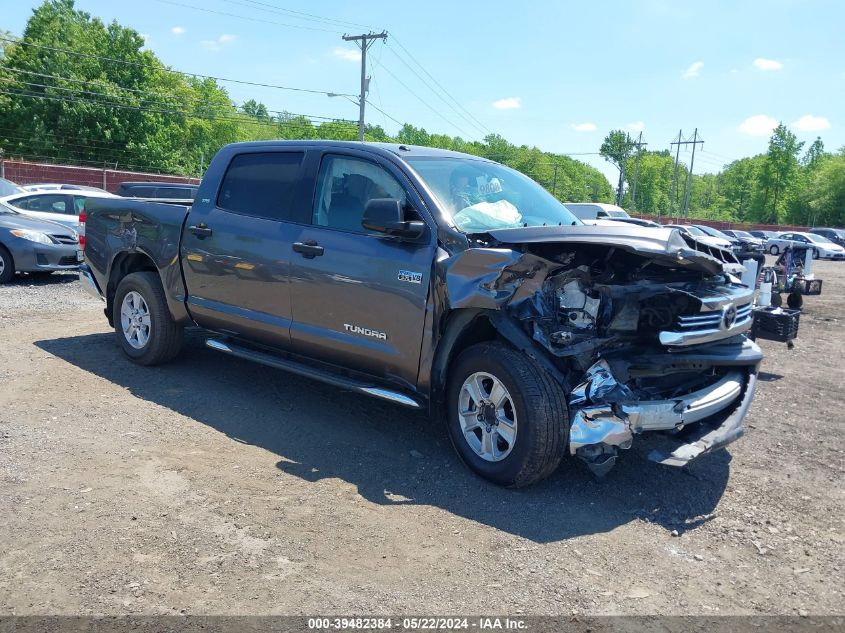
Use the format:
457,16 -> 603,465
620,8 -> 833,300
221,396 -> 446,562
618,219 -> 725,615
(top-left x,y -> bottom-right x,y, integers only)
362,198 -> 427,240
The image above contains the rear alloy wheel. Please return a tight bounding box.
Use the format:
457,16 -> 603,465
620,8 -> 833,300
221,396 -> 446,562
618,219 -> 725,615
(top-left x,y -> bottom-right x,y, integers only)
769,244 -> 780,256
0,245 -> 14,284
113,271 -> 183,365
446,342 -> 568,487
813,249 -> 820,260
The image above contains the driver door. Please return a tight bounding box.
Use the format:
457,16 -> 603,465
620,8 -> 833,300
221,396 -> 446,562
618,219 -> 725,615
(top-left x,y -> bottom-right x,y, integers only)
288,151 -> 435,389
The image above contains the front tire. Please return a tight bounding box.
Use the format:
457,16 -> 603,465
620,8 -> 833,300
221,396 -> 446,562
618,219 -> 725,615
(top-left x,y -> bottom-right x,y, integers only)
769,244 -> 780,256
446,342 -> 568,488
113,272 -> 183,365
0,245 -> 15,284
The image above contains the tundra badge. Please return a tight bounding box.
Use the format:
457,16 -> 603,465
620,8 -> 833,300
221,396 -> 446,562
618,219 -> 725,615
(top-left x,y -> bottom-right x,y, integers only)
344,324 -> 387,340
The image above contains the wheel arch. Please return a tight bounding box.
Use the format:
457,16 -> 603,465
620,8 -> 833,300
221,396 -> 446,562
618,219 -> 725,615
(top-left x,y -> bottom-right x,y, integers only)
429,308 -> 568,417
105,250 -> 160,326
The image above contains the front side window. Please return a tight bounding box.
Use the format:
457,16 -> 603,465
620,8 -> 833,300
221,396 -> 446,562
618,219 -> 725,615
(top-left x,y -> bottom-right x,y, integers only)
217,152 -> 304,221
312,155 -> 407,234
406,157 -> 580,232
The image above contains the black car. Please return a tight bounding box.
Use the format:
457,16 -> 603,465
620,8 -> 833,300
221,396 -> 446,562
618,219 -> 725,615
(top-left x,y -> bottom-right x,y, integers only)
116,181 -> 198,200
810,228 -> 845,248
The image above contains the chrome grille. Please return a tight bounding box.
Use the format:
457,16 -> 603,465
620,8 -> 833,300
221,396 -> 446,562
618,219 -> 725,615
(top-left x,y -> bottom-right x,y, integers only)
50,234 -> 78,245
680,234 -> 739,265
676,303 -> 753,331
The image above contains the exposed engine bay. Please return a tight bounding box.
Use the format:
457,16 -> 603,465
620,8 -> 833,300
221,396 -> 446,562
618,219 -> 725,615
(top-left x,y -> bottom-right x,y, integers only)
443,224 -> 762,475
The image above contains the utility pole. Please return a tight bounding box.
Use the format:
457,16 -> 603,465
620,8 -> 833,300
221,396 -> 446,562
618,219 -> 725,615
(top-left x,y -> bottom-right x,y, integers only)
342,31 -> 387,142
630,131 -> 647,213
552,163 -> 558,197
669,130 -> 683,219
681,128 -> 704,218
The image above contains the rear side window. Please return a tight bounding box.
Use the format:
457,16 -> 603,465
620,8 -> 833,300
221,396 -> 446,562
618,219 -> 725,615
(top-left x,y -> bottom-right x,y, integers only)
14,194 -> 70,214
217,152 -> 304,221
155,187 -> 192,199
125,186 -> 154,197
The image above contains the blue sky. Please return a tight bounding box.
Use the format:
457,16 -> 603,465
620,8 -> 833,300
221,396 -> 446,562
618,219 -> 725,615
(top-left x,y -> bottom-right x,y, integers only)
5,0 -> 843,184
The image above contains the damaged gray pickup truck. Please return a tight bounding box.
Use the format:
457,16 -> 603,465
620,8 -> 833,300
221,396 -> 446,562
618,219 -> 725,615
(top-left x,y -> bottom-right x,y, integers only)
80,141 -> 761,486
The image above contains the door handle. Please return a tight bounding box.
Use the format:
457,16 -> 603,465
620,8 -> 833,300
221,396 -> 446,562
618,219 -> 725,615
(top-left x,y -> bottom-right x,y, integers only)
293,241 -> 324,258
189,224 -> 212,238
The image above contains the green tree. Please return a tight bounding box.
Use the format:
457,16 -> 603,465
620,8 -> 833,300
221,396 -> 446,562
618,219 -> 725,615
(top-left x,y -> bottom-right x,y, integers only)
749,123 -> 804,223
806,150 -> 845,226
600,130 -> 636,206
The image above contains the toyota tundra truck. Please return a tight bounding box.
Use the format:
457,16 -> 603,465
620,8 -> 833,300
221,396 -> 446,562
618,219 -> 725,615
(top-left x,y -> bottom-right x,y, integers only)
79,141 -> 762,486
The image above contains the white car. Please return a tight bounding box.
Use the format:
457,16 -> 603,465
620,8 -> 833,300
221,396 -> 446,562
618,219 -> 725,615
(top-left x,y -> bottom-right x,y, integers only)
769,231 -> 845,260
0,189 -> 118,232
20,183 -> 109,193
664,224 -> 733,250
564,202 -> 630,220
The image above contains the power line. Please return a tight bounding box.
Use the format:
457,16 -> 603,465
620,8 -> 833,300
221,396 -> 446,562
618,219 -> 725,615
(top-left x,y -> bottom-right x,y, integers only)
219,0 -> 373,30
0,36 -> 355,97
381,44 -> 487,137
148,0 -> 343,33
387,34 -> 491,135
376,63 -> 475,139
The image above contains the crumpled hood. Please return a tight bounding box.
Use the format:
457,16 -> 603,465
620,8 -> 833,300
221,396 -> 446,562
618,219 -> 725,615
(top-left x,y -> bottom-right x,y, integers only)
485,224 -> 733,274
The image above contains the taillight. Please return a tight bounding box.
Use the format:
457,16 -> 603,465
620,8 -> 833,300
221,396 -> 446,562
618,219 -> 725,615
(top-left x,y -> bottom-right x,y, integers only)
78,209 -> 86,248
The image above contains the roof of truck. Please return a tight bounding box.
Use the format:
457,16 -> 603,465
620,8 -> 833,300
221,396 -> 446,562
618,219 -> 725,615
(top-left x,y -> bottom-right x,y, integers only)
221,140 -> 493,162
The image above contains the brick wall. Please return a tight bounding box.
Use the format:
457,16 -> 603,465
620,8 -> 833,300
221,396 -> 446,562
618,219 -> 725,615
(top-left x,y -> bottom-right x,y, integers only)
0,159 -> 199,193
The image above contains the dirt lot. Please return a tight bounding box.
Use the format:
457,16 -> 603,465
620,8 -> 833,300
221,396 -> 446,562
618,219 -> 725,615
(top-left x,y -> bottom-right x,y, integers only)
1,262 -> 843,617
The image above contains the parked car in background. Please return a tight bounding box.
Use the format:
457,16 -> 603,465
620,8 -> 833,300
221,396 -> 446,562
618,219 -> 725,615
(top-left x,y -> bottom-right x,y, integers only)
770,231 -> 845,259
748,230 -> 778,242
810,227 -> 845,248
563,202 -> 630,220
21,183 -> 108,193
0,201 -> 81,283
0,189 -> 119,232
722,229 -> 765,252
692,225 -> 746,255
604,216 -> 661,228
116,181 -> 198,200
0,177 -> 24,197
664,224 -> 733,250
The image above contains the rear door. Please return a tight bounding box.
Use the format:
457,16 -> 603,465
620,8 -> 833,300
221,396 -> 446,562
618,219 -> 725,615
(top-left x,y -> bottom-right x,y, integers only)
181,149 -> 310,348
288,150 -> 436,389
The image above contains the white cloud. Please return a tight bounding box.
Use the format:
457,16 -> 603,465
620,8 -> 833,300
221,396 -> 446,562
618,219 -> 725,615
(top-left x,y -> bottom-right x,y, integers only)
332,47 -> 361,62
493,97 -> 521,110
200,34 -> 237,51
791,114 -> 831,132
753,57 -> 783,71
571,122 -> 597,132
627,121 -> 645,132
171,26 -> 185,35
739,114 -> 778,136
682,60 -> 704,79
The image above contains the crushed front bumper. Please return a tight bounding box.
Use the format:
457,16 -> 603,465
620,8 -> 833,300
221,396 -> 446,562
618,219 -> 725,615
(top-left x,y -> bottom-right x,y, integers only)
569,339 -> 761,474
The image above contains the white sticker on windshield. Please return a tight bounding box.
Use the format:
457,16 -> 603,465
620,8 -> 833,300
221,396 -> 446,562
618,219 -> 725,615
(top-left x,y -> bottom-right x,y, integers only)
478,178 -> 503,196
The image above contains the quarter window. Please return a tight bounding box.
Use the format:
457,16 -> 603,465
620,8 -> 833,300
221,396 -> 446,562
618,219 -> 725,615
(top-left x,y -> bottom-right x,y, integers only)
217,152 -> 304,221
312,155 -> 407,233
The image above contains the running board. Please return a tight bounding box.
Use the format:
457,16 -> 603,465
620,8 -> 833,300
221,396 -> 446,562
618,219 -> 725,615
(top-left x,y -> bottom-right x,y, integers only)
205,338 -> 422,409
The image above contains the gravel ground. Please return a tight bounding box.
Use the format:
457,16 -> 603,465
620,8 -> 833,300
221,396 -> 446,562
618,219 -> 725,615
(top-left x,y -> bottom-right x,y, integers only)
0,265 -> 843,616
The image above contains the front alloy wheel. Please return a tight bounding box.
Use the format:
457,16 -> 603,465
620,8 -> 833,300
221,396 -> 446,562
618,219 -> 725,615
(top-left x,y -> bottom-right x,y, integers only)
120,290 -> 151,349
457,371 -> 518,462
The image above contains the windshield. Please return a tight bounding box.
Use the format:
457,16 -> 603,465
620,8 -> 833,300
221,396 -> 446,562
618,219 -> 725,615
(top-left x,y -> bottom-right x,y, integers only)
405,157 -> 581,232
804,233 -> 834,244
696,225 -> 732,240
671,225 -> 706,236
604,209 -> 629,218
0,200 -> 19,215
0,178 -> 23,197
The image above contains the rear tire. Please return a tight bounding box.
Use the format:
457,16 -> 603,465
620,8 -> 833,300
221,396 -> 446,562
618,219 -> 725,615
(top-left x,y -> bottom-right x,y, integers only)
446,342 -> 568,488
0,245 -> 14,284
113,271 -> 183,365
